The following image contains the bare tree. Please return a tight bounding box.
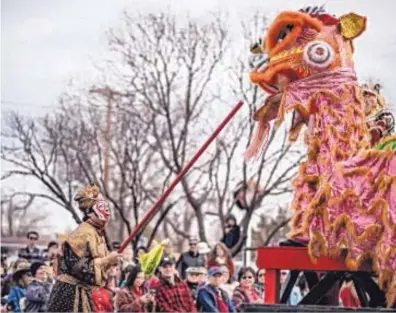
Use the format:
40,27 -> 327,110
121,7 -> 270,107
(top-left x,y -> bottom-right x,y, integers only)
0,189 -> 48,237
106,11 -> 229,243
1,95 -> 173,247
194,12 -> 304,256
251,206 -> 291,247
1,111 -> 83,224
1,10 -> 304,254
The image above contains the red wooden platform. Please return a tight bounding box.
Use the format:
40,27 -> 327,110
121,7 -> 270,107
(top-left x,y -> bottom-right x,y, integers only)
256,246 -> 353,304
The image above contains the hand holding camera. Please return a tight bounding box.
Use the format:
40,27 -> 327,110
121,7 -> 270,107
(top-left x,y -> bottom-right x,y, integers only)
141,293 -> 155,304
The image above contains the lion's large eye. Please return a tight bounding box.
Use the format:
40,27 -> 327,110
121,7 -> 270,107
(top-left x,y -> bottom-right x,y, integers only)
276,24 -> 294,43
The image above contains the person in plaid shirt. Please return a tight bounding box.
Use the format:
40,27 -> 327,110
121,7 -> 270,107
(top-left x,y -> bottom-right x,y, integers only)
155,257 -> 197,312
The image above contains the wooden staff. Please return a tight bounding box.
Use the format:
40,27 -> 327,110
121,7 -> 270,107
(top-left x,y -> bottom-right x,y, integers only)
118,100 -> 244,253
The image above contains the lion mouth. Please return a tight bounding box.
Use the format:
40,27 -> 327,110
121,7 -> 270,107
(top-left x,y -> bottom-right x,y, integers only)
249,46 -> 304,94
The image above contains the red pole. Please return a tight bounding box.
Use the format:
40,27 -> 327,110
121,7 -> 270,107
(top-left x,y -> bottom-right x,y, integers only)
118,100 -> 244,253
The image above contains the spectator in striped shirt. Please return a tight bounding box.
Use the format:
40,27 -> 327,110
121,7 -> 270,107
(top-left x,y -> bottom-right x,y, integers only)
18,231 -> 43,262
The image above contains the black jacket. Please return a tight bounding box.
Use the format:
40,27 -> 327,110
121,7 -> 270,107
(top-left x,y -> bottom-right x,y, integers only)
221,225 -> 241,249
176,251 -> 205,279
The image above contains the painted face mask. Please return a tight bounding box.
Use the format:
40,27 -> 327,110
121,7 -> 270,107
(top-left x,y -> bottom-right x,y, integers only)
91,193 -> 111,222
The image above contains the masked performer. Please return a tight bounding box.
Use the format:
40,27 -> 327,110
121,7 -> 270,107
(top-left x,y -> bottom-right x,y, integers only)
361,82 -> 395,148
47,184 -> 120,312
245,5 -> 396,306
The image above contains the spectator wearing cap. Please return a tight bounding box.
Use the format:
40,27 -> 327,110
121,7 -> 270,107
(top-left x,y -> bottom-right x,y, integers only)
232,267 -> 262,311
1,258 -> 29,297
185,267 -> 202,302
196,266 -> 236,312
176,237 -> 205,280
18,231 -> 43,262
197,242 -> 211,263
25,261 -> 52,312
7,265 -> 32,312
155,257 -> 197,312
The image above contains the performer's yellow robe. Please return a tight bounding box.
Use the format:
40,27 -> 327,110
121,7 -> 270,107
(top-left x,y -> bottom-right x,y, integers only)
47,222 -> 109,312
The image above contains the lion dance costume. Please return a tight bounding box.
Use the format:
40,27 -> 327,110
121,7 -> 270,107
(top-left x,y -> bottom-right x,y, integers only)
245,6 -> 396,305
47,185 -> 114,312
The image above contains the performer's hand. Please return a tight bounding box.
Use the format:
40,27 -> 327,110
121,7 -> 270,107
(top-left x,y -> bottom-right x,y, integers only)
106,251 -> 121,265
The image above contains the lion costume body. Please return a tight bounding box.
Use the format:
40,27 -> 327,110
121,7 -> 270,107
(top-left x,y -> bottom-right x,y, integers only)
246,6 -> 396,305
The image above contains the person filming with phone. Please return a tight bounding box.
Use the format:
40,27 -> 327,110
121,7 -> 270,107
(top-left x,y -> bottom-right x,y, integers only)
116,265 -> 155,312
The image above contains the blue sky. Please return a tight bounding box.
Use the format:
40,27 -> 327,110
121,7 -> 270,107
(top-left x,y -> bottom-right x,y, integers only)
1,0 -> 395,233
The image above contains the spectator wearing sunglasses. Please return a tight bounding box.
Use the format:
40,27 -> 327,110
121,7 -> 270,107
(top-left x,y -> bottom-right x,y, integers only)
7,265 -> 32,312
176,237 -> 205,280
232,267 -> 262,311
18,231 -> 43,262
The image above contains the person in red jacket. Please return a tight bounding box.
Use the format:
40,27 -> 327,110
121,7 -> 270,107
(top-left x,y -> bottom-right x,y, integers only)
92,266 -> 118,312
155,257 -> 196,312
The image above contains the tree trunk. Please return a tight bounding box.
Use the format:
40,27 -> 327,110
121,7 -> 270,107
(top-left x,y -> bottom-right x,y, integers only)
195,207 -> 207,242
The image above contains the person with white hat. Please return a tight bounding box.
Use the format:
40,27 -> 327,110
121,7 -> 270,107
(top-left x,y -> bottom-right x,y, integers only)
185,267 -> 202,303
197,242 -> 211,255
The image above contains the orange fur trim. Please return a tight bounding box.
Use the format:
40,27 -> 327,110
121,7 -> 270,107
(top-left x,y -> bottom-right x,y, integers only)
276,84 -> 354,128
265,11 -> 322,56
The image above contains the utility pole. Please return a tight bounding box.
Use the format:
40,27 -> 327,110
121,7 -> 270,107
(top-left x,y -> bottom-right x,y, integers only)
89,86 -> 122,252
89,86 -> 122,189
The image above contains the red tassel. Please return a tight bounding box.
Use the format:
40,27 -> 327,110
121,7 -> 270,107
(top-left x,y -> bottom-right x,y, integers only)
244,118 -> 270,160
